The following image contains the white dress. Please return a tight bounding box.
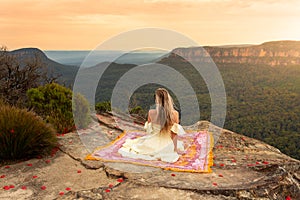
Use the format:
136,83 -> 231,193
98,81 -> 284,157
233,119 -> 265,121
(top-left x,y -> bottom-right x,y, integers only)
118,122 -> 185,163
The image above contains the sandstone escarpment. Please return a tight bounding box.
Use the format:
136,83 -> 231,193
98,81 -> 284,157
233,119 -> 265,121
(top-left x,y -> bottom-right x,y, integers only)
169,41 -> 300,66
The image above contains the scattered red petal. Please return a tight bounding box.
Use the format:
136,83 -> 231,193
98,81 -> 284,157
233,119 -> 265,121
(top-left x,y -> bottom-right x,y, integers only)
232,159 -> 236,163
117,178 -> 124,182
285,196 -> 291,200
32,175 -> 38,179
218,174 -> 223,177
4,166 -> 10,169
27,163 -> 32,167
65,187 -> 71,191
212,182 -> 218,186
77,170 -> 81,173
220,163 -> 225,167
41,186 -> 46,190
262,161 -> 269,165
105,189 -> 111,193
21,186 -> 27,190
3,186 -> 10,190
45,160 -> 51,164
59,191 -> 64,196
247,164 -> 255,167
108,184 -> 114,188
213,163 -> 216,167
256,162 -> 260,165
241,137 -> 246,141
171,173 -> 176,177
9,185 -> 15,189
0,175 -> 5,178
10,129 -> 15,134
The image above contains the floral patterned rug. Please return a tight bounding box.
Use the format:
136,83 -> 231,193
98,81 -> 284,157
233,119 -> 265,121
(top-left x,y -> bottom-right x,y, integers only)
85,130 -> 214,173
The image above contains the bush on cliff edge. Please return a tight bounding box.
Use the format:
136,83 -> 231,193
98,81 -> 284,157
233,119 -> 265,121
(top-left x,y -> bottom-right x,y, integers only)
0,101 -> 57,160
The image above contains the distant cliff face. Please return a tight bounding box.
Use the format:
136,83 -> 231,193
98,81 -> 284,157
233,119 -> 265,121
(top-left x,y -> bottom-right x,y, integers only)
170,41 -> 300,66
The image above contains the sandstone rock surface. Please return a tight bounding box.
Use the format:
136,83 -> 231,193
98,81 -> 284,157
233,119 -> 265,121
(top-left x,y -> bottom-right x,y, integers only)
0,113 -> 299,200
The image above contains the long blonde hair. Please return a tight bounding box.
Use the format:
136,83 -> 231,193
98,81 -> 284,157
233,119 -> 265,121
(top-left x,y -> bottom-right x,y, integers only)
155,88 -> 176,133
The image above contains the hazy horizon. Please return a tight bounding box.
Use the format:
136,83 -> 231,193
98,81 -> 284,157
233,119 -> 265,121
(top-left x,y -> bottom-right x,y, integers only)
10,39 -> 300,51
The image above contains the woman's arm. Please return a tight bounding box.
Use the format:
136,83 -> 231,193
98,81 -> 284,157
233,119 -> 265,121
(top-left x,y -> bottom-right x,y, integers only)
148,109 -> 155,123
173,111 -> 179,124
171,110 -> 179,152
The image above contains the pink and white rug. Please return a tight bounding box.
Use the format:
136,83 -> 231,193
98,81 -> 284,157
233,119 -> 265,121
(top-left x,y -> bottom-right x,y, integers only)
86,130 -> 214,173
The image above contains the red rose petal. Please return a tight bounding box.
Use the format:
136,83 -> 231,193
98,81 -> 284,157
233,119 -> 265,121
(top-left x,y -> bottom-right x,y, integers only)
117,178 -> 124,182
213,182 -> 218,186
65,187 -> 71,191
218,174 -> 223,177
59,191 -> 64,196
45,160 -> 51,164
3,186 -> 10,190
232,159 -> 236,163
262,161 -> 269,165
77,170 -> 81,173
108,184 -> 114,188
213,163 -> 216,167
220,163 -> 225,167
256,162 -> 260,165
21,186 -> 27,190
33,175 -> 38,179
4,166 -> 10,169
105,189 -> 111,193
41,186 -> 46,190
27,163 -> 32,167
0,175 -> 5,178
9,185 -> 15,189
285,196 -> 291,200
171,173 -> 176,177
10,129 -> 15,134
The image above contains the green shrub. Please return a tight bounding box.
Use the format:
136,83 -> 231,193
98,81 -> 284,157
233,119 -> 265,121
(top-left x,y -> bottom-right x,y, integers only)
73,93 -> 91,129
95,101 -> 111,113
129,106 -> 144,115
27,83 -> 74,134
27,83 -> 91,133
0,104 -> 57,160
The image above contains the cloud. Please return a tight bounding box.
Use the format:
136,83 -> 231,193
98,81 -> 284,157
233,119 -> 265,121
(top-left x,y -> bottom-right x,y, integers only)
1,0 -> 300,49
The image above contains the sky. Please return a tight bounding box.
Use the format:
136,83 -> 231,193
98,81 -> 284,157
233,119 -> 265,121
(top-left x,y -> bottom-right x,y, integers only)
1,0 -> 300,50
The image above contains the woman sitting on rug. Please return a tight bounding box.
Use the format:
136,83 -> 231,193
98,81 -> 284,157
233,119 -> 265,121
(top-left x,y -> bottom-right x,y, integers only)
118,88 -> 185,163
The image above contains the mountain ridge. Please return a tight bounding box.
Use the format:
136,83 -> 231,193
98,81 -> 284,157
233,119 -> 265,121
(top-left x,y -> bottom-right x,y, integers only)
169,40 -> 300,66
